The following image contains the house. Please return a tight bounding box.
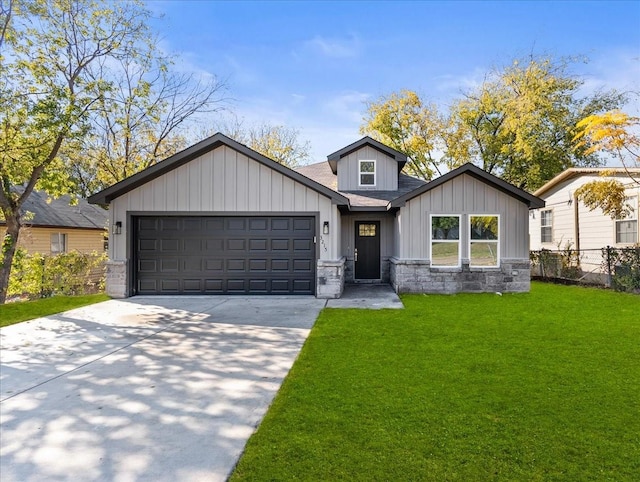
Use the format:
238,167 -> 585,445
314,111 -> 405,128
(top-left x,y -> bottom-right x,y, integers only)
88,133 -> 544,298
530,168 -> 640,250
1,190 -> 108,255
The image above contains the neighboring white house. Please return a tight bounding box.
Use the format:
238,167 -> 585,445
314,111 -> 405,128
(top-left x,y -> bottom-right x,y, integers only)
529,168 -> 639,278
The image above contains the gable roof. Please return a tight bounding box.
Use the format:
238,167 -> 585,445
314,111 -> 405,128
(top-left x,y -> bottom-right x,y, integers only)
88,133 -> 350,206
0,190 -> 107,230
390,163 -> 545,209
534,167 -> 640,197
295,161 -> 426,210
326,136 -> 408,174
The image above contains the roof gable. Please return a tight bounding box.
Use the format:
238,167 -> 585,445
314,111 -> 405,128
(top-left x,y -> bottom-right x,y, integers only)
390,163 -> 545,209
326,136 -> 407,174
534,167 -> 640,197
88,133 -> 349,205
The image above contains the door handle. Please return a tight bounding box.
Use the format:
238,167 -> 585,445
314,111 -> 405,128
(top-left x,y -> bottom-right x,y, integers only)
354,248 -> 358,262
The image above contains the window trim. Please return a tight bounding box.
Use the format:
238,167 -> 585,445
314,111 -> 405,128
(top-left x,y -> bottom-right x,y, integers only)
615,195 -> 638,245
358,159 -> 376,187
430,214 -> 461,268
469,214 -> 500,268
50,232 -> 67,254
540,208 -> 553,244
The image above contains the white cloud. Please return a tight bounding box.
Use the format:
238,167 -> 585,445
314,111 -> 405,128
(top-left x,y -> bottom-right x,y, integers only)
303,34 -> 362,59
322,90 -> 371,124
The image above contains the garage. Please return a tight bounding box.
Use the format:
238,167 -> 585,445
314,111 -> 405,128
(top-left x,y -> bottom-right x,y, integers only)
134,215 -> 316,295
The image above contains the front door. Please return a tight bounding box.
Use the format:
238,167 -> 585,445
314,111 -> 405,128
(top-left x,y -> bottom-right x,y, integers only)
355,221 -> 381,280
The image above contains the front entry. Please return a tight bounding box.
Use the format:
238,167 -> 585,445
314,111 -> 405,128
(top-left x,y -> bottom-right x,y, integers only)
354,221 -> 381,280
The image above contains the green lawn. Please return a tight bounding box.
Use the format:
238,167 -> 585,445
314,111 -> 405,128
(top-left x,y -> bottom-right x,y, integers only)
231,283 -> 640,481
0,294 -> 110,328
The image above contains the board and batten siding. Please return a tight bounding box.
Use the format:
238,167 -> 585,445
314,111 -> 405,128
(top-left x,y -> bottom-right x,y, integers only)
109,145 -> 340,261
18,226 -> 105,254
395,173 -> 530,259
337,145 -> 398,191
529,173 -> 640,250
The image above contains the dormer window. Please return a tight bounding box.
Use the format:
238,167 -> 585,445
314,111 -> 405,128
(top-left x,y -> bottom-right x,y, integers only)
359,160 -> 376,187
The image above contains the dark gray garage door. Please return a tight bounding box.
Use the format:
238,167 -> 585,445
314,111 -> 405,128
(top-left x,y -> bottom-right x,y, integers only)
134,216 -> 316,295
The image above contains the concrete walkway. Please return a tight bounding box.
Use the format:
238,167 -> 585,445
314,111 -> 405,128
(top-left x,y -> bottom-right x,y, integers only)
325,284 -> 404,309
0,296 -> 325,482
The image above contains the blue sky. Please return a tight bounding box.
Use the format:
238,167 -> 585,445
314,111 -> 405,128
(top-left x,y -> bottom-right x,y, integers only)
149,0 -> 640,162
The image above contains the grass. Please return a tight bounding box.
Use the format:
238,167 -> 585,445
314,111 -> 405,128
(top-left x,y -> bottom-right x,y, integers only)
0,293 -> 109,328
231,282 -> 640,481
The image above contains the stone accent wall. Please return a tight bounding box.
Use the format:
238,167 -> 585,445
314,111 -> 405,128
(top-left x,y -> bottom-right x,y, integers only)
105,260 -> 128,298
316,258 -> 345,298
390,257 -> 531,294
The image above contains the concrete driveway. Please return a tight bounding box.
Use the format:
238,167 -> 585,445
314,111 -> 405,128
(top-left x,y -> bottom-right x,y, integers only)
0,296 -> 326,482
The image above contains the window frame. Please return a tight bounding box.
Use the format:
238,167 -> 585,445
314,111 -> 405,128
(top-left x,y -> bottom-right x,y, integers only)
358,159 -> 376,187
430,214 -> 461,268
615,195 -> 638,245
50,232 -> 67,254
469,214 -> 500,268
540,209 -> 553,244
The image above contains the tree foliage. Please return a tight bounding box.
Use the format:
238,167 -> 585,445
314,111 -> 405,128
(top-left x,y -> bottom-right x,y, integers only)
361,90 -> 448,180
361,57 -> 625,189
1,0 -> 150,303
573,110 -> 640,218
213,118 -> 312,168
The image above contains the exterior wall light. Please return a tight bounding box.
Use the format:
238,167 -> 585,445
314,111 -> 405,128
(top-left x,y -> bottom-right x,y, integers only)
113,221 -> 122,235
323,221 -> 330,235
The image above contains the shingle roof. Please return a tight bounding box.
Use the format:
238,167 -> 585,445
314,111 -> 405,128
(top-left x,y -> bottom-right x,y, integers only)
295,161 -> 427,209
1,191 -> 108,230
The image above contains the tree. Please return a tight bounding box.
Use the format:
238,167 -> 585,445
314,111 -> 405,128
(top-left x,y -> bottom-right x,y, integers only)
71,40 -> 227,196
0,0 -> 152,303
210,117 -> 312,168
573,111 -> 640,218
361,58 -> 625,190
449,57 -> 625,190
360,90 -> 449,180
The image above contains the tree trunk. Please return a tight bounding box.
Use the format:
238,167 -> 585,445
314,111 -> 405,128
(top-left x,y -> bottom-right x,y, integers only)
0,212 -> 21,304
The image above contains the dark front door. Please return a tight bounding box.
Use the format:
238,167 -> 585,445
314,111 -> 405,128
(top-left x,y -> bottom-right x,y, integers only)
134,215 -> 316,295
354,221 -> 381,280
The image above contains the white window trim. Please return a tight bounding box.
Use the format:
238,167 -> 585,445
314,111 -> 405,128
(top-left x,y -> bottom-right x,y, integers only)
358,159 -> 376,187
430,214 -> 461,268
540,208 -> 553,244
469,214 -> 500,269
615,195 -> 638,245
51,232 -> 67,254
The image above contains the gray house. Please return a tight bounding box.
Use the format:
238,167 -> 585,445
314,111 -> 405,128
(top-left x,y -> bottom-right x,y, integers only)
88,133 -> 544,298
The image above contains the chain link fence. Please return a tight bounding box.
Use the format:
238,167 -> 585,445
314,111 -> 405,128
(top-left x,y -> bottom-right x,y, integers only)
530,246 -> 640,293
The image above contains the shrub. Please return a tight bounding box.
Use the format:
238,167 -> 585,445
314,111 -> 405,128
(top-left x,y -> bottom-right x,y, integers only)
8,249 -> 107,299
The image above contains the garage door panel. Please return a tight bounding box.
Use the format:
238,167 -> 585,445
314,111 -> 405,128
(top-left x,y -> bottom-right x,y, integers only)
135,215 -> 315,295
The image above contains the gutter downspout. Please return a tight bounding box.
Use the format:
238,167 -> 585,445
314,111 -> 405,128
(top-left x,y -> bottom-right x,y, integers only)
573,193 -> 580,251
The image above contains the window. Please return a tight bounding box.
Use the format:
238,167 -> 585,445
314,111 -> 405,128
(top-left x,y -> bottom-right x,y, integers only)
616,196 -> 638,244
358,224 -> 376,236
430,215 -> 460,267
359,160 -> 375,186
540,209 -> 553,243
469,215 -> 499,267
51,233 -> 67,254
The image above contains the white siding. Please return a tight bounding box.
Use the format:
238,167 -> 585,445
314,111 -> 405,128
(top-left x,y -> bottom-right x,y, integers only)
337,146 -> 399,191
395,173 -> 530,259
109,145 -> 340,261
529,173 -> 640,251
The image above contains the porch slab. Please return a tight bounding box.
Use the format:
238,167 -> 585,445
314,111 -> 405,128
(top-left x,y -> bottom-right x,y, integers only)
325,284 -> 404,309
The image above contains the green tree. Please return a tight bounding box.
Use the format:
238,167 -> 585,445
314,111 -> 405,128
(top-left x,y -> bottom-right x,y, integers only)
0,0 -> 151,303
210,117 -> 312,168
360,90 -> 448,180
72,48 -> 227,196
573,110 -> 640,218
449,57 -> 624,190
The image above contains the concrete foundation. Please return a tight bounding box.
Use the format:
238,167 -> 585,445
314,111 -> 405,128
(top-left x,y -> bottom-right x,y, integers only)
105,260 -> 128,298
